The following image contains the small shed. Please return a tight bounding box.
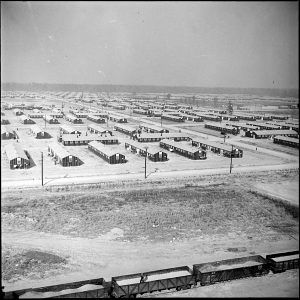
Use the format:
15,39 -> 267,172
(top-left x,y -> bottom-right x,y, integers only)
5,143 -> 30,169
88,141 -> 126,164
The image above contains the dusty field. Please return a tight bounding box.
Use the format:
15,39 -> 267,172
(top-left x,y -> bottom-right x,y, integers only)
2,169 -> 299,292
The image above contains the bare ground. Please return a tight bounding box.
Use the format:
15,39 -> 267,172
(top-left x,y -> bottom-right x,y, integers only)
1,169 -> 299,294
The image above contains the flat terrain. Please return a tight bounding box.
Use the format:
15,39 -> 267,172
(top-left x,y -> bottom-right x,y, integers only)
2,170 -> 299,297
1,94 -> 299,297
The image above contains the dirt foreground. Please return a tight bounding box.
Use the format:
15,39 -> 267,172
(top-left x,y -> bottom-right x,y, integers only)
2,169 -> 299,297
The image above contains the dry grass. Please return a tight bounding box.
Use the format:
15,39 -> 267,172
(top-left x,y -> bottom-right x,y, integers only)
2,170 -> 299,242
2,246 -> 68,282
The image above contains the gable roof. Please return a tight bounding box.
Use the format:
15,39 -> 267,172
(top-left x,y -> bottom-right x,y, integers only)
5,143 -> 28,161
88,141 -> 124,157
48,142 -> 72,158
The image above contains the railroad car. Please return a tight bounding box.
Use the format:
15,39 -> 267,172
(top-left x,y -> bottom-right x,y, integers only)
112,266 -> 195,298
3,278 -> 108,299
193,255 -> 269,286
2,246 -> 298,298
266,251 -> 299,273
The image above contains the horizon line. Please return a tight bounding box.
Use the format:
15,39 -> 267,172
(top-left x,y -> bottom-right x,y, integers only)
1,82 -> 298,91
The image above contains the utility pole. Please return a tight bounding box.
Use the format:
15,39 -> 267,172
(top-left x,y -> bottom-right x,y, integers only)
44,114 -> 46,129
144,146 -> 148,179
41,152 -> 44,186
161,114 -> 162,127
229,145 -> 233,174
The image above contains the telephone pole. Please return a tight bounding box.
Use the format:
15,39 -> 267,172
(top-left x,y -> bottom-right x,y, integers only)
229,145 -> 233,174
144,146 -> 148,179
41,152 -> 44,186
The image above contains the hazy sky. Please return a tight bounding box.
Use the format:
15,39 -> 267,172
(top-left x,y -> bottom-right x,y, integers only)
1,1 -> 298,89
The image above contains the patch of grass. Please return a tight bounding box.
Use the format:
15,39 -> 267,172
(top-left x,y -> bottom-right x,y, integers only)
249,190 -> 299,219
2,247 -> 68,282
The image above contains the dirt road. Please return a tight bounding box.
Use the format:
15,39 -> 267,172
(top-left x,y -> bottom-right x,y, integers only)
2,162 -> 298,189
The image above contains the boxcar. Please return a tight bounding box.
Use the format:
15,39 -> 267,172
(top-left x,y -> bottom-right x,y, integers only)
111,266 -> 195,298
193,255 -> 269,286
266,250 -> 299,273
4,278 -> 108,299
